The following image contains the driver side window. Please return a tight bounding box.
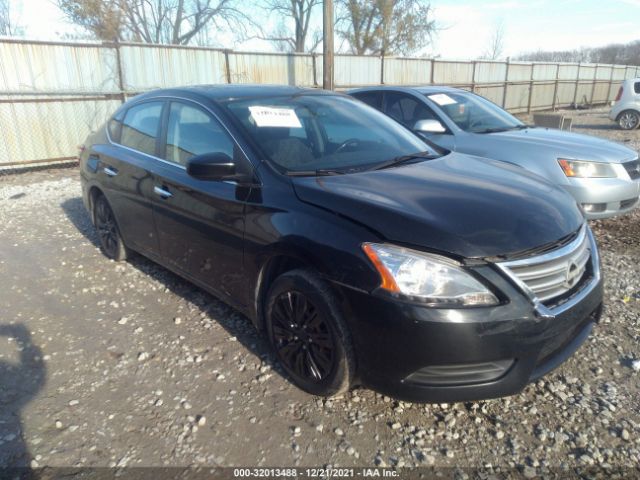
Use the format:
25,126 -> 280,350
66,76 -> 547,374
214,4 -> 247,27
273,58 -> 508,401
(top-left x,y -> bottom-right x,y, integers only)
164,102 -> 235,166
385,93 -> 438,129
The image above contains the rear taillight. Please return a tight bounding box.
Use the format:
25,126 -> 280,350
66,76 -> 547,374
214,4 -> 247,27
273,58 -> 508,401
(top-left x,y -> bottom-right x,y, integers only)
77,144 -> 85,160
615,86 -> 623,101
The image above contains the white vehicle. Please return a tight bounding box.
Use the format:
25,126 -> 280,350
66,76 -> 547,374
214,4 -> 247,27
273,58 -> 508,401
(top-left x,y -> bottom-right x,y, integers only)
610,78 -> 640,130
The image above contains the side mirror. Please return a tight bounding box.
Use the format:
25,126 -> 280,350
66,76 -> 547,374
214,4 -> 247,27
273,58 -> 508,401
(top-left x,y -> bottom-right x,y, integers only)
187,152 -> 236,181
414,119 -> 446,134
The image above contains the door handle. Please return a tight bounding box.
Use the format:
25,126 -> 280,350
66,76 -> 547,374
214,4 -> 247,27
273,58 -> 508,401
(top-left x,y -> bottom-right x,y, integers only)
103,166 -> 118,177
153,185 -> 172,199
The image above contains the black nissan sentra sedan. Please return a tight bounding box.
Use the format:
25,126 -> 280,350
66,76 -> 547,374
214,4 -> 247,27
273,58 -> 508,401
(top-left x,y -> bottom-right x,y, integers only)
80,85 -> 603,402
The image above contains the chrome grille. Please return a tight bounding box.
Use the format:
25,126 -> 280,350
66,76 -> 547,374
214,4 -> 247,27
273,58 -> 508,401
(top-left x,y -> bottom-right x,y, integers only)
498,225 -> 591,305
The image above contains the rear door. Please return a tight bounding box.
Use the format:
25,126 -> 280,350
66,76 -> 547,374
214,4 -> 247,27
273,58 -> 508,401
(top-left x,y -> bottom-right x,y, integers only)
94,100 -> 164,257
151,99 -> 251,305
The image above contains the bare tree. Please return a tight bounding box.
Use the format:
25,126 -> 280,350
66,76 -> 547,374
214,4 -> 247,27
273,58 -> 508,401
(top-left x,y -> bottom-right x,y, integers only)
337,0 -> 437,56
481,21 -> 505,60
0,0 -> 24,36
58,0 -> 251,45
258,0 -> 321,53
58,0 -> 125,40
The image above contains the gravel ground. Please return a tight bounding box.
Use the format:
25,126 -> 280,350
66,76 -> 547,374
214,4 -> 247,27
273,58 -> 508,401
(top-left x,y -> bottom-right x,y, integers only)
1,109 -> 639,475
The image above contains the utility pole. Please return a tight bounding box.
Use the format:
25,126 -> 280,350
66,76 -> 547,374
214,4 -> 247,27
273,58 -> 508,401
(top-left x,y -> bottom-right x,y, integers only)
323,0 -> 334,90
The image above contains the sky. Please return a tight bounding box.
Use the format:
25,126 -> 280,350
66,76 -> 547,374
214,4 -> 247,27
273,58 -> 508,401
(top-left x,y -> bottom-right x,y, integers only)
6,0 -> 640,59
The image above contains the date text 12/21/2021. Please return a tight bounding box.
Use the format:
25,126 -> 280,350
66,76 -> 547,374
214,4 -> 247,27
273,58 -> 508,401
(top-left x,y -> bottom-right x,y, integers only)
233,468 -> 400,478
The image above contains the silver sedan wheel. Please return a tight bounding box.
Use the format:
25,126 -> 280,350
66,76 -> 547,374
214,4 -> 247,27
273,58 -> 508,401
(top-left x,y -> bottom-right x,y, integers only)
619,110 -> 640,130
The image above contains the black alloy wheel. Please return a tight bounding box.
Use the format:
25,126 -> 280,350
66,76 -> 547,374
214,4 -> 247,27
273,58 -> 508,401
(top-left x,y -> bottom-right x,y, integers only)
271,290 -> 336,382
265,269 -> 355,397
94,194 -> 128,261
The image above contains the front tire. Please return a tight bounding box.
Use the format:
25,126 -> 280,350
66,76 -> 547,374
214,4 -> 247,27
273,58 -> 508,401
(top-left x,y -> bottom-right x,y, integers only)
618,110 -> 640,130
93,194 -> 128,261
264,269 -> 356,397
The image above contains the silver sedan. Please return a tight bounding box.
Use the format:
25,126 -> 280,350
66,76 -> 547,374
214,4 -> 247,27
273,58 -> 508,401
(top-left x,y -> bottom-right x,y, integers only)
349,86 -> 640,219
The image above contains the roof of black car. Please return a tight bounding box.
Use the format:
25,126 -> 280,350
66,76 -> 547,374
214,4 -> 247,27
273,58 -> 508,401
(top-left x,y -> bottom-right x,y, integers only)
135,84 -> 333,102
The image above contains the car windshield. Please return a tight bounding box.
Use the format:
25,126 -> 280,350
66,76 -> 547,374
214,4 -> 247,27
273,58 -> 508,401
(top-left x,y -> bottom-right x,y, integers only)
425,91 -> 525,133
224,94 -> 433,173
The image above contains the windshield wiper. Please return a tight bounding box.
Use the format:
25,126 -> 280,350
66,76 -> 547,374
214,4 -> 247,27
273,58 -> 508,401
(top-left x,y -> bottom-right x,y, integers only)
372,151 -> 437,171
285,168 -> 346,177
475,124 -> 531,134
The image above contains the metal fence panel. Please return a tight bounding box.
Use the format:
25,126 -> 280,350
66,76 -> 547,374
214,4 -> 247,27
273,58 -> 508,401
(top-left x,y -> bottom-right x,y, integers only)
474,85 -> 504,105
2,38 -> 640,167
612,66 -> 627,80
0,40 -> 119,94
531,63 -> 557,81
121,44 -> 227,90
0,98 -> 120,165
558,64 -> 580,80
556,82 -> 577,106
433,61 -> 473,85
383,57 -> 431,85
575,82 -> 593,103
596,66 -> 612,80
335,55 -> 381,87
507,62 -> 532,82
474,61 -> 507,84
593,82 -> 611,103
530,83 -> 555,109
228,52 -> 314,86
505,83 -> 531,111
579,65 -> 597,80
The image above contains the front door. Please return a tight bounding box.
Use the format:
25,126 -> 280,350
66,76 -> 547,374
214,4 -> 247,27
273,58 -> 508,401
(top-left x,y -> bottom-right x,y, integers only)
151,100 -> 251,306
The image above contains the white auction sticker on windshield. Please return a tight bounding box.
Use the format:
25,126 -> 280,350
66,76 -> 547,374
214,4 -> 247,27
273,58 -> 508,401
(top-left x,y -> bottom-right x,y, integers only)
428,94 -> 457,106
249,106 -> 302,128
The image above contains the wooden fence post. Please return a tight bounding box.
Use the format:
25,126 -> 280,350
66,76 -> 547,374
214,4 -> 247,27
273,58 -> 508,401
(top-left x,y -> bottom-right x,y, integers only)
312,53 -> 318,87
501,58 -> 510,108
430,59 -> 435,84
113,39 -> 126,103
527,63 -> 534,113
552,63 -> 560,111
224,49 -> 232,84
590,64 -> 598,105
573,62 -> 581,106
471,60 -> 477,92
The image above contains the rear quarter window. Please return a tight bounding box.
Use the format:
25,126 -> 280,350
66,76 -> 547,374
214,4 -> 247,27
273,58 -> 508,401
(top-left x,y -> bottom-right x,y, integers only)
107,110 -> 124,142
635,82 -> 640,94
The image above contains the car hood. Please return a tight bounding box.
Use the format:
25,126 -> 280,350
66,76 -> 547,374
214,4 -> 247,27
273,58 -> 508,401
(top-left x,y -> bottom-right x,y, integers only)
475,127 -> 637,163
292,153 -> 584,259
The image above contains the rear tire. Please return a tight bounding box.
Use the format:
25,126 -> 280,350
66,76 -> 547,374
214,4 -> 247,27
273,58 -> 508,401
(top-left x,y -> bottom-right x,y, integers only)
264,269 -> 356,397
618,110 -> 640,130
93,194 -> 128,261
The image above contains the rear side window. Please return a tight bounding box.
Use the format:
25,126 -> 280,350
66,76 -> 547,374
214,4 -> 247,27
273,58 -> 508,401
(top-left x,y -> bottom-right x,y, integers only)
164,102 -> 234,166
120,102 -> 163,156
635,82 -> 640,94
352,91 -> 382,109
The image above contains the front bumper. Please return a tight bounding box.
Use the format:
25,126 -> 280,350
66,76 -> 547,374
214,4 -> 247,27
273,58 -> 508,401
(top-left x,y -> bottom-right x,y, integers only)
562,174 -> 640,219
335,257 -> 603,403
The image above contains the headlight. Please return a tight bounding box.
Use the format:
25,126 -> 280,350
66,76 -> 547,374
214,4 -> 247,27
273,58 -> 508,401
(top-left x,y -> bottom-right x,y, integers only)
558,158 -> 616,178
362,243 -> 499,307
